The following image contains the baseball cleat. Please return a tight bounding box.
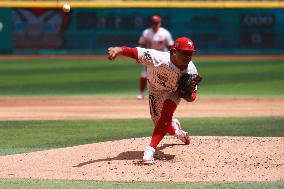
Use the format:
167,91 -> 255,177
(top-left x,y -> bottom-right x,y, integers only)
136,93 -> 144,100
172,118 -> 190,145
142,146 -> 155,165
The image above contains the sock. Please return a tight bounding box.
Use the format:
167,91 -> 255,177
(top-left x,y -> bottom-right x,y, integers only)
139,77 -> 147,93
149,99 -> 177,149
167,121 -> 176,135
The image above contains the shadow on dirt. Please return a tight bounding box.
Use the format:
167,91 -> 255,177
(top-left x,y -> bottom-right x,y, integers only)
73,143 -> 183,167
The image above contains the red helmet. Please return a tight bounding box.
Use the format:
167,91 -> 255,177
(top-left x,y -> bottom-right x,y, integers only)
171,37 -> 196,52
151,15 -> 162,24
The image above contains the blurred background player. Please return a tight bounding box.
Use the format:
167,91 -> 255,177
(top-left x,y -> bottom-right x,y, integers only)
136,15 -> 174,99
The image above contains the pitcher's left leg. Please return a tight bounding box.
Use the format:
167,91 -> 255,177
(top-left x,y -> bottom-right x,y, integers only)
149,99 -> 177,149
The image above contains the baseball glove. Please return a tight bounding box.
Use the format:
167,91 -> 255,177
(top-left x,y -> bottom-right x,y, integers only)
177,73 -> 203,99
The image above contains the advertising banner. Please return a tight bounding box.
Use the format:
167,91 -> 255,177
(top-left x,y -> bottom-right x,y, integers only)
11,8 -> 284,54
12,8 -> 71,50
0,8 -> 12,54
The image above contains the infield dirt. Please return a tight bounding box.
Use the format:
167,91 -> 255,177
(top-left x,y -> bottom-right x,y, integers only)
0,97 -> 283,120
0,97 -> 283,181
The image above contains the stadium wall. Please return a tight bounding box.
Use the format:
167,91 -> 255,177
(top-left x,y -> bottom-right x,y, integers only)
0,1 -> 283,54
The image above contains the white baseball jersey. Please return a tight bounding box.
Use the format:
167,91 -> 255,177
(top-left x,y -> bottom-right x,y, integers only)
139,27 -> 174,52
137,47 -> 198,93
136,47 -> 198,124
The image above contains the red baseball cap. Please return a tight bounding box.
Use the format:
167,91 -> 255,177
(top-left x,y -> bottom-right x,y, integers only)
151,15 -> 162,23
171,37 -> 196,52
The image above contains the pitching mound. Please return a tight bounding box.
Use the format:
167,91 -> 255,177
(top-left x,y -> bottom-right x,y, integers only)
0,97 -> 283,181
0,136 -> 283,181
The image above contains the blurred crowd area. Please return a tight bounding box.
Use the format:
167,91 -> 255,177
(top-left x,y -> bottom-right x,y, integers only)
0,0 -> 282,1
1,0 -> 283,54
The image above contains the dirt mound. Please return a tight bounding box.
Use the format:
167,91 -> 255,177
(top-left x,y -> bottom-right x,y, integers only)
0,97 -> 283,181
0,136 -> 283,181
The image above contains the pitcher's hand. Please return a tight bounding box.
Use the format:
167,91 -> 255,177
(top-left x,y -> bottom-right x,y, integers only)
108,47 -> 122,60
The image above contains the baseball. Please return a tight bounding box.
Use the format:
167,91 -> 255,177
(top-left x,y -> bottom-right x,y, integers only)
62,3 -> 71,13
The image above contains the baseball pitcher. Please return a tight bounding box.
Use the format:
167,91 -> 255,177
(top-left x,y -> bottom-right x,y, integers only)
108,37 -> 202,165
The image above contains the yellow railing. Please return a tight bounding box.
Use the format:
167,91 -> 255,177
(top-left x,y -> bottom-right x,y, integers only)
0,1 -> 284,8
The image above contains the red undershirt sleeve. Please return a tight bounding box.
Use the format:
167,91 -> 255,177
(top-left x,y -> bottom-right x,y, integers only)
185,90 -> 197,102
190,90 -> 197,102
120,46 -> 138,60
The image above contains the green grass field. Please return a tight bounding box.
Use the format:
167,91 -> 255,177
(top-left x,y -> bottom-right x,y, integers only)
0,117 -> 283,156
0,179 -> 283,189
0,57 -> 283,97
0,57 -> 283,189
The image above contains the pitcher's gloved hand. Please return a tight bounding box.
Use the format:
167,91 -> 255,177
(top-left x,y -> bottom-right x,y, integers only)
177,73 -> 202,99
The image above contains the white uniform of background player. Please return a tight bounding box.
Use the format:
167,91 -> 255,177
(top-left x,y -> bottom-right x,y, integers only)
137,15 -> 174,99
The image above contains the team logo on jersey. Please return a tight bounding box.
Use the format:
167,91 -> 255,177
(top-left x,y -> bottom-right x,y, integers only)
143,51 -> 152,61
157,73 -> 168,88
157,73 -> 168,82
